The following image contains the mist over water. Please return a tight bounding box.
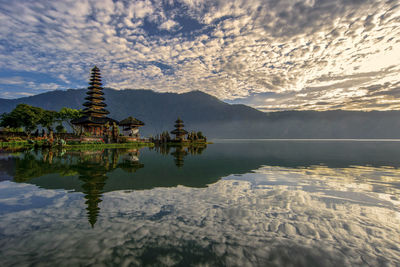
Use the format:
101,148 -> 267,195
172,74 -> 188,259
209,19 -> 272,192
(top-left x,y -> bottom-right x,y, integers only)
0,141 -> 399,266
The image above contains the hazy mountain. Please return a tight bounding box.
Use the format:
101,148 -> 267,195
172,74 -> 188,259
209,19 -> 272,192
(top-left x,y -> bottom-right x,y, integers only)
1,88 -> 400,139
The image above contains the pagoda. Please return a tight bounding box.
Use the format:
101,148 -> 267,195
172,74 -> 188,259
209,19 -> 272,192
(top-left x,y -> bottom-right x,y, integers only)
71,66 -> 117,136
170,118 -> 188,141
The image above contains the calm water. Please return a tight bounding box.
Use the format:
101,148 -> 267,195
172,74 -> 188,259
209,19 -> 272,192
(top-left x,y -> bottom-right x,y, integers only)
0,141 -> 399,266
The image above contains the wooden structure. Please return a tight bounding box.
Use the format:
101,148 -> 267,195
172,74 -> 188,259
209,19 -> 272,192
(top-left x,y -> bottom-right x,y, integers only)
119,117 -> 145,138
71,66 -> 117,136
170,118 -> 188,141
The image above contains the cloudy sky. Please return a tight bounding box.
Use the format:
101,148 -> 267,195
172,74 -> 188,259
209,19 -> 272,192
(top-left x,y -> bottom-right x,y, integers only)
0,0 -> 399,111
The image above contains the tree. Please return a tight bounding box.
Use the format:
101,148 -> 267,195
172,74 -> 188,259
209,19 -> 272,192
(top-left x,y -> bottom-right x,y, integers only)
56,124 -> 66,133
0,104 -> 43,136
1,112 -> 23,130
56,107 -> 83,134
39,110 -> 57,132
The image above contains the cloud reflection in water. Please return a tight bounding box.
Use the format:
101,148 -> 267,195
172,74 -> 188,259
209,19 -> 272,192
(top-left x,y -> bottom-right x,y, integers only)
0,164 -> 399,266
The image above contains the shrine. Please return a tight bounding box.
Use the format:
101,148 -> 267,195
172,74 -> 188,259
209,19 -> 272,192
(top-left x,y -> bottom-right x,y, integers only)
170,118 -> 188,141
119,116 -> 145,141
71,66 -> 118,136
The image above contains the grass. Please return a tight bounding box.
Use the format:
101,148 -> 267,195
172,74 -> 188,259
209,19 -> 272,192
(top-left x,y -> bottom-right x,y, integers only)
1,141 -> 30,147
64,142 -> 154,149
1,140 -> 154,149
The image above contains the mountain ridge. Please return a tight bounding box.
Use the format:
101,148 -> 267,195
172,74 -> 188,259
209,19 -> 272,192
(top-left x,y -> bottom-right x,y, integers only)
1,88 -> 400,138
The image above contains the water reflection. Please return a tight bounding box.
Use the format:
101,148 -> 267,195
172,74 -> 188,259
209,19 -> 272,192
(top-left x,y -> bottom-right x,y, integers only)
74,150 -> 143,227
151,144 -> 207,167
0,141 -> 400,266
3,145 -> 207,226
9,148 -> 144,226
0,166 -> 399,266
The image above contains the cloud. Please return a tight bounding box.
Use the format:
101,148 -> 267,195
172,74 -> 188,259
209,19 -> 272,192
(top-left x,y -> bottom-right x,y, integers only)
159,19 -> 179,31
58,74 -> 70,84
0,76 -> 26,85
14,92 -> 35,96
0,0 -> 399,110
0,75 -> 63,98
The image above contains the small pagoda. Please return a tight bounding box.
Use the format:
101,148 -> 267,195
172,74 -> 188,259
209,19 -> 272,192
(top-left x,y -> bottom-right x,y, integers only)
71,66 -> 118,136
170,118 -> 188,141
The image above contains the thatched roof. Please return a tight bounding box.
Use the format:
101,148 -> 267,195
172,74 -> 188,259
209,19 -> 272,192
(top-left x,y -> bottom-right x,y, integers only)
71,116 -> 118,125
83,101 -> 107,107
119,116 -> 145,126
171,128 -> 188,135
85,95 -> 105,101
86,89 -> 104,95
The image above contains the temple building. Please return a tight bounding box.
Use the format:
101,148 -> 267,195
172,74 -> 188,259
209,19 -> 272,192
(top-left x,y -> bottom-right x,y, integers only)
71,66 -> 118,136
119,116 -> 145,140
171,118 -> 188,141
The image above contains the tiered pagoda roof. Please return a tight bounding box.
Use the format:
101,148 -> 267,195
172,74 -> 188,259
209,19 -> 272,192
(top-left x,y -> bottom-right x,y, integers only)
171,118 -> 188,136
71,116 -> 118,125
71,66 -> 117,126
82,66 -> 109,116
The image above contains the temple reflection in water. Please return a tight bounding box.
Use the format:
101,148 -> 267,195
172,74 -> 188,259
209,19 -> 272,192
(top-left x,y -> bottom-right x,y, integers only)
1,141 -> 400,266
152,144 -> 207,167
10,145 -> 207,226
13,148 -> 144,226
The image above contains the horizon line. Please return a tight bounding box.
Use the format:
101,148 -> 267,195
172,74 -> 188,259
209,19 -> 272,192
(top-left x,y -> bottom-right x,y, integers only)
213,139 -> 400,142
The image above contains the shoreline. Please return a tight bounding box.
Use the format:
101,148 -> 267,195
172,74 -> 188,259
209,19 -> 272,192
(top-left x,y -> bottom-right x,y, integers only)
0,141 -> 154,149
0,141 -> 212,149
212,138 -> 400,142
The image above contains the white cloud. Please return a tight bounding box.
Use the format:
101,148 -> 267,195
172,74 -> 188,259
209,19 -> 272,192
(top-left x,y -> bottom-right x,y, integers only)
0,76 -> 25,85
128,0 -> 155,19
58,74 -> 70,84
27,82 -> 61,91
159,19 -> 179,31
14,92 -> 35,96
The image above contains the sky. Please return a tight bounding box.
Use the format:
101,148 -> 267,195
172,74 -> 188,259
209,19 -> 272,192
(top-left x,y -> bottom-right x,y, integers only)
0,0 -> 399,111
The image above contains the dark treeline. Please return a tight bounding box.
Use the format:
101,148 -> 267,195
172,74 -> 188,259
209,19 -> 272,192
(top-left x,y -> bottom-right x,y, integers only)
0,104 -> 82,136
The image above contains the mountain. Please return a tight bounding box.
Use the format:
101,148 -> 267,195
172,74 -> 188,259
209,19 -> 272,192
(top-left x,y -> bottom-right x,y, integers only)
1,88 -> 400,139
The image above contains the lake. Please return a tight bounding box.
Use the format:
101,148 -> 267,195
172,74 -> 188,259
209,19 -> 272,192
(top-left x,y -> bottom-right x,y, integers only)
0,140 -> 399,266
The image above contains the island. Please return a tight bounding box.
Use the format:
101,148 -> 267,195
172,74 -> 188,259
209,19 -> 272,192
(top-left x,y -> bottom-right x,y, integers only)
0,67 -> 208,149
